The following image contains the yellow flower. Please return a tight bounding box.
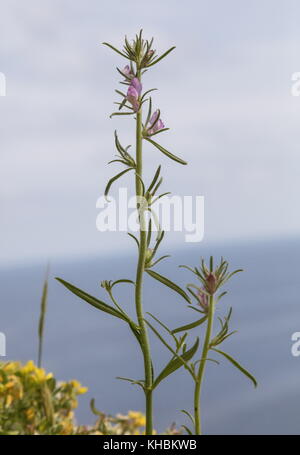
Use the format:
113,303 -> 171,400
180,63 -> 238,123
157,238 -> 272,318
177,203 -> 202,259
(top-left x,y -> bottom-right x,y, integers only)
21,360 -> 36,374
25,408 -> 35,421
128,411 -> 146,427
59,420 -> 74,435
70,380 -> 88,395
77,386 -> 88,395
32,367 -> 53,383
3,362 -> 19,373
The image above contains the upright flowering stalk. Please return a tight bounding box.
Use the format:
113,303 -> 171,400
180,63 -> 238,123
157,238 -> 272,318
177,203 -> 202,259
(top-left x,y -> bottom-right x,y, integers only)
149,257 -> 257,435
56,31 -> 198,435
55,31 -> 257,435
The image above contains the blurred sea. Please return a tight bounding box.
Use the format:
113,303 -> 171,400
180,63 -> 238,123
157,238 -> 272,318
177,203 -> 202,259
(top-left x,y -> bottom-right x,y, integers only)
1,237 -> 300,435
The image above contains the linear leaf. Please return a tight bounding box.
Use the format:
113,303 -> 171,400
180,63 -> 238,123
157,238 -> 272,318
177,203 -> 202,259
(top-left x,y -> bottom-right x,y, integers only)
181,409 -> 195,425
38,265 -> 50,368
102,42 -> 129,60
181,425 -> 193,435
127,232 -> 139,248
111,279 -> 135,288
147,46 -> 176,67
152,337 -> 199,388
172,315 -> 208,334
145,137 -> 187,165
109,111 -> 135,118
56,278 -> 127,322
105,168 -> 133,198
146,269 -> 191,303
211,348 -> 257,388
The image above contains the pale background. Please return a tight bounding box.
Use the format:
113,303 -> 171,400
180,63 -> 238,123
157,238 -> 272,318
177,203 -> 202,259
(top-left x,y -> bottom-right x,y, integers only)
1,0 -> 300,435
1,0 -> 300,266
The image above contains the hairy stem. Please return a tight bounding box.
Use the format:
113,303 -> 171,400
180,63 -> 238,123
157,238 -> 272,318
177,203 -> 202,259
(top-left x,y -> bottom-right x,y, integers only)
194,295 -> 215,435
134,69 -> 153,434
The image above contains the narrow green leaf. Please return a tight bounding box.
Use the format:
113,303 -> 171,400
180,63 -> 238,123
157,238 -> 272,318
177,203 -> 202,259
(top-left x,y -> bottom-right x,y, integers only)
147,165 -> 161,194
146,311 -> 177,345
110,111 -> 135,118
172,315 -> 208,334
145,137 -> 187,165
127,232 -> 139,248
147,46 -> 176,67
181,409 -> 195,425
116,376 -> 144,388
152,337 -> 199,388
115,89 -> 126,98
145,97 -> 152,127
141,88 -> 157,101
111,279 -> 135,288
102,42 -> 130,60
181,425 -> 193,435
146,269 -> 191,303
147,218 -> 152,247
135,172 -> 146,196
150,255 -> 170,268
56,278 -> 127,322
38,265 -> 50,368
105,168 -> 133,198
90,399 -> 103,417
108,159 -> 129,166
211,348 -> 258,388
145,319 -> 195,376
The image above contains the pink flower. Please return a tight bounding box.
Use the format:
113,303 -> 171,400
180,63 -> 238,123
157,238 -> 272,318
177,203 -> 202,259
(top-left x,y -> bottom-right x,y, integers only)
197,288 -> 209,312
130,77 -> 142,96
126,77 -> 142,112
147,110 -> 165,135
122,65 -> 134,80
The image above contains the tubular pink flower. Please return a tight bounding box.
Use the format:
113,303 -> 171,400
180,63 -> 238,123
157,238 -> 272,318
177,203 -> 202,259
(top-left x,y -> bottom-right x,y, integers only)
126,78 -> 142,112
127,85 -> 140,112
130,77 -> 142,96
197,288 -> 209,312
147,110 -> 165,135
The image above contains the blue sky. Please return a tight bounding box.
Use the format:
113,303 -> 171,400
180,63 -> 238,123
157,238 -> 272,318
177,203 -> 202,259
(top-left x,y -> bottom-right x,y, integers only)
1,0 -> 300,265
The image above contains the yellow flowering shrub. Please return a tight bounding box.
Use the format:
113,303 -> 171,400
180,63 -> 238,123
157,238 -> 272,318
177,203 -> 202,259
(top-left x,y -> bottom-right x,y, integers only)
0,361 -> 87,435
0,361 -> 180,435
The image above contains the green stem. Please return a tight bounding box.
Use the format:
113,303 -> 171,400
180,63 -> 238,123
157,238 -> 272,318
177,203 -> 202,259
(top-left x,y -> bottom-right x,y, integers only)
194,295 -> 215,435
134,69 -> 153,435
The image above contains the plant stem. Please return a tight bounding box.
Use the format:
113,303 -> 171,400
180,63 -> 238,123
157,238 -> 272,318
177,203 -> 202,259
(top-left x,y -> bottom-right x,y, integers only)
194,295 -> 215,435
37,265 -> 49,368
134,69 -> 153,434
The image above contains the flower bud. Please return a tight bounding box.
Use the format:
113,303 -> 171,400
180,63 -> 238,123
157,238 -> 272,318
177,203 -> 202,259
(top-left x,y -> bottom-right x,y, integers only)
205,273 -> 217,295
145,248 -> 153,267
122,65 -> 134,80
